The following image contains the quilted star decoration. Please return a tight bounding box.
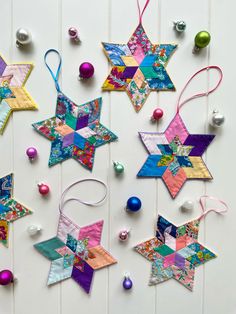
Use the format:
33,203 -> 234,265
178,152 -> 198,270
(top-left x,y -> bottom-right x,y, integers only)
102,24 -> 177,112
34,215 -> 117,293
137,113 -> 215,198
134,215 -> 216,291
0,55 -> 37,134
0,174 -> 32,247
32,94 -> 117,169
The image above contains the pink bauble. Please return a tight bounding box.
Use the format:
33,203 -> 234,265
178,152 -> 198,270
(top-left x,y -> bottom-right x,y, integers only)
0,270 -> 14,286
68,27 -> 79,40
26,147 -> 37,160
118,230 -> 129,241
79,62 -> 94,79
38,183 -> 50,196
152,108 -> 164,120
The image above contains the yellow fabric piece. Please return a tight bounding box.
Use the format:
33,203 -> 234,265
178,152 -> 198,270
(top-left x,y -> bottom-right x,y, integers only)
121,56 -> 138,66
183,157 -> 212,179
6,87 -> 37,110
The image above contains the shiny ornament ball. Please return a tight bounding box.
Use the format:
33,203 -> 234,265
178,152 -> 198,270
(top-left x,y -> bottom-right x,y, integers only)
113,161 -> 124,174
68,27 -> 80,42
26,147 -> 37,160
27,224 -> 41,236
16,28 -> 32,47
0,270 -> 14,286
79,62 -> 94,79
194,31 -> 211,49
118,229 -> 129,241
38,183 -> 50,196
123,275 -> 133,290
181,200 -> 194,212
152,108 -> 164,121
174,21 -> 186,33
210,110 -> 225,127
126,196 -> 142,212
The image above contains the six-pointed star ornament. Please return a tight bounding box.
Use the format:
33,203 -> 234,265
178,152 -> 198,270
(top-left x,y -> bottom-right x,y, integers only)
0,174 -> 32,247
34,215 -> 117,294
32,94 -> 117,169
0,55 -> 37,134
137,113 -> 215,198
134,215 -> 216,291
102,23 -> 177,112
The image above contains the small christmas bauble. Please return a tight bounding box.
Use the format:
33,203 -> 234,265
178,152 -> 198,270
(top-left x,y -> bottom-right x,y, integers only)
194,31 -> 211,49
152,108 -> 163,121
38,183 -> 50,196
118,229 -> 129,241
210,110 -> 225,127
0,270 -> 14,286
174,21 -> 186,33
123,275 -> 133,290
68,27 -> 80,42
16,28 -> 32,47
126,197 -> 142,212
181,200 -> 194,212
79,62 -> 94,79
26,147 -> 37,160
27,224 -> 41,236
113,161 -> 124,174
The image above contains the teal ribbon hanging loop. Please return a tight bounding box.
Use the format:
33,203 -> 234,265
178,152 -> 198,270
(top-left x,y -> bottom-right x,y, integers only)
44,49 -> 62,93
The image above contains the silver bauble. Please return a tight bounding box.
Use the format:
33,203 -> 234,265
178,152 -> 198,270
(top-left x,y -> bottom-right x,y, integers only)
16,28 -> 32,47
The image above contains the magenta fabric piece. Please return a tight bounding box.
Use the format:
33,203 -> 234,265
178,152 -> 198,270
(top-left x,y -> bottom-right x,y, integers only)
0,57 -> 7,76
78,220 -> 103,248
184,134 -> 215,156
62,132 -> 75,148
76,114 -> 89,130
71,263 -> 94,294
165,114 -> 189,143
122,66 -> 138,78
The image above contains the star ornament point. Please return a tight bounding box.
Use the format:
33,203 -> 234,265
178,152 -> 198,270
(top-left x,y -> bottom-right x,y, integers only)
134,215 -> 216,291
102,24 -> 177,112
32,93 -> 117,169
137,114 -> 215,198
0,173 -> 32,247
34,215 -> 117,294
0,54 -> 37,134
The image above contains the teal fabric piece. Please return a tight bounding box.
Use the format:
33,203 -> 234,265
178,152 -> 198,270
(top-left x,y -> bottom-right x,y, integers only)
34,237 -> 65,261
137,155 -> 167,177
0,100 -> 11,132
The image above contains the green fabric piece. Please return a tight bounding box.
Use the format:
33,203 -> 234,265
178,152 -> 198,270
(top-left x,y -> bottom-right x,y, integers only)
34,237 -> 65,261
154,244 -> 174,257
65,113 -> 77,130
140,67 -> 159,79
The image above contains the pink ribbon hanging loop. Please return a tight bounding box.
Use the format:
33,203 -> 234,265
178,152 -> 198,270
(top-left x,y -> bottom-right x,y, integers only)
198,195 -> 228,220
137,0 -> 151,24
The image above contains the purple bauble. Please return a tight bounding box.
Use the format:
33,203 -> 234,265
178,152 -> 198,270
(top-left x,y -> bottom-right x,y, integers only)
79,62 -> 94,79
26,147 -> 37,160
68,27 -> 78,39
123,276 -> 133,290
0,270 -> 14,286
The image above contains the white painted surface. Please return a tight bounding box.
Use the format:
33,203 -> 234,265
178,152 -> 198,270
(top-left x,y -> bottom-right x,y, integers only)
0,0 -> 235,313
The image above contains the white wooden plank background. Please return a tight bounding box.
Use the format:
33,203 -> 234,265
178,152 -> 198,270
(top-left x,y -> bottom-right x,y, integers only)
0,0 -> 235,313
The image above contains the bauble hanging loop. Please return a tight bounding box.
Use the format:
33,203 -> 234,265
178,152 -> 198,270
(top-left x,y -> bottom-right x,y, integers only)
193,31 -> 211,53
0,270 -> 14,286
209,110 -> 225,127
68,27 -> 80,43
126,196 -> 142,212
173,21 -> 186,33
16,28 -> 32,48
78,62 -> 94,79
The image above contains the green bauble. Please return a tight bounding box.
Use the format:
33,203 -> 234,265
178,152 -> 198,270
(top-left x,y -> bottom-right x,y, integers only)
194,31 -> 211,48
113,161 -> 124,174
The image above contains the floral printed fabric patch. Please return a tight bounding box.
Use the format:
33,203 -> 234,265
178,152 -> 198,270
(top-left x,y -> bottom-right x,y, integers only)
102,24 -> 177,112
137,113 -> 215,198
0,55 -> 37,134
0,174 -> 32,247
34,215 -> 117,294
134,215 -> 216,291
32,94 -> 117,170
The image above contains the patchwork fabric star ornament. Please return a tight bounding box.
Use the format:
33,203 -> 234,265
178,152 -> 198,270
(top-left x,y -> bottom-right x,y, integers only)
34,178 -> 117,294
102,0 -> 177,112
137,66 -> 223,198
32,49 -> 117,170
134,196 -> 227,291
0,54 -> 37,134
0,173 -> 32,247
